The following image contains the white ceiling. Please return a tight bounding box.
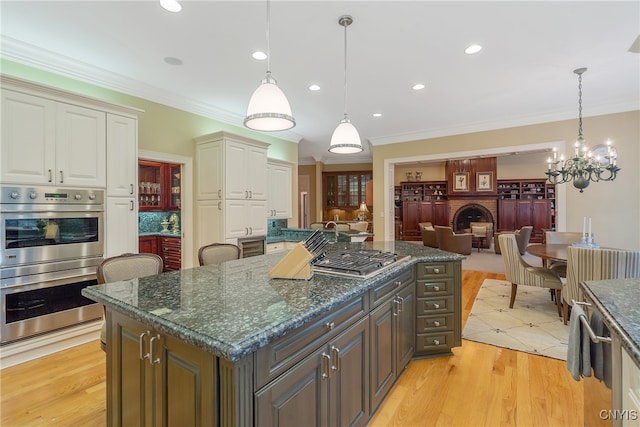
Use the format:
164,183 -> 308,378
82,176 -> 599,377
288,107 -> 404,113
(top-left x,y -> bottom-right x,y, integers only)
1,1 -> 639,165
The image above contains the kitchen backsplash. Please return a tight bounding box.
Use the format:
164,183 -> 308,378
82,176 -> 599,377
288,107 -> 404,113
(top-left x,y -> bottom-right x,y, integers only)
267,219 -> 288,238
139,212 -> 181,234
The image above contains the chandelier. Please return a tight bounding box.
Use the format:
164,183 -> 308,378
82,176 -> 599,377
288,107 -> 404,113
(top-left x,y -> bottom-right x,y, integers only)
545,67 -> 620,193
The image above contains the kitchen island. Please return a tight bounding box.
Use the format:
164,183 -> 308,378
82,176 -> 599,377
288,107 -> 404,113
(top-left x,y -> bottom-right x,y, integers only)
83,241 -> 464,426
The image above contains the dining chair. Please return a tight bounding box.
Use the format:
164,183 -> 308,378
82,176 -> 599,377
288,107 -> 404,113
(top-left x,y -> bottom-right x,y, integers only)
97,253 -> 164,351
198,243 -> 241,266
498,234 -> 563,316
562,246 -> 640,324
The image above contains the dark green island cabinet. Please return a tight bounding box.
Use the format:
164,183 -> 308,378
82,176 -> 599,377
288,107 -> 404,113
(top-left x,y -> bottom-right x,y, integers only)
84,241 -> 463,426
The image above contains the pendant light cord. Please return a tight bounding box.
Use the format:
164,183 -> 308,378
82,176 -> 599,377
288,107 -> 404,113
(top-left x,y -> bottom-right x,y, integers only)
266,0 -> 271,74
577,72 -> 583,139
343,19 -> 348,118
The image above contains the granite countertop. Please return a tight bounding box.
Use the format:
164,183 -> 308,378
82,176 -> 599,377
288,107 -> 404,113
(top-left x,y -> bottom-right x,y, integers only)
83,241 -> 462,362
580,278 -> 640,367
139,231 -> 181,237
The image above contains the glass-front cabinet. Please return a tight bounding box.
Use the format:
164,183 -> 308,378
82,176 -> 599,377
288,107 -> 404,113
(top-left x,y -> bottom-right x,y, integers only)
323,171 -> 371,208
138,160 -> 181,212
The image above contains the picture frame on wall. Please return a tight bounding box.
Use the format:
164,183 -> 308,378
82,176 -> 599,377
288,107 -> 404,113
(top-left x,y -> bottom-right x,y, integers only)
477,171 -> 493,191
453,172 -> 469,192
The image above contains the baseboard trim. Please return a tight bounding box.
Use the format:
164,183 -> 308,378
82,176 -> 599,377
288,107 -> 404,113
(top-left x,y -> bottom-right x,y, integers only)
0,320 -> 101,369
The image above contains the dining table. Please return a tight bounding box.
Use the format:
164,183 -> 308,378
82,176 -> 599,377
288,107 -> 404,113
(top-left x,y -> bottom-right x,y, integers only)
526,243 -> 569,267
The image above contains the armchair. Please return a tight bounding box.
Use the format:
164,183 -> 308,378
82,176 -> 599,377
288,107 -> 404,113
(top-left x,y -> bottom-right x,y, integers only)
419,222 -> 438,248
494,226 -> 532,255
434,226 -> 472,255
464,222 -> 494,250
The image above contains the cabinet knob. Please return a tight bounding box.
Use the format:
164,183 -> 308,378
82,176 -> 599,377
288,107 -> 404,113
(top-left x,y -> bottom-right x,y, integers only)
433,321 -> 441,327
432,303 -> 440,309
433,286 -> 440,292
433,339 -> 440,346
433,268 -> 440,274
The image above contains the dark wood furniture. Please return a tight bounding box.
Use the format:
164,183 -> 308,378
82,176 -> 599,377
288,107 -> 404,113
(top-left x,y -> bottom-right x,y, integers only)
139,235 -> 181,272
138,160 -> 181,211
497,179 -> 555,243
400,181 -> 448,241
323,171 -> 371,209
526,243 -> 569,264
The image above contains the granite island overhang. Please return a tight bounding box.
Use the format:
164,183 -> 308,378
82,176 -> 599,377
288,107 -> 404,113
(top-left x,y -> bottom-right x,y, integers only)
82,241 -> 463,362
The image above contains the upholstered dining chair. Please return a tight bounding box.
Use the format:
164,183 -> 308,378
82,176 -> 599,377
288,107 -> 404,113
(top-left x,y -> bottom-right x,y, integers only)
309,222 -> 325,229
494,226 -> 532,255
198,243 -> 241,266
562,246 -> 640,324
97,252 -> 164,351
434,226 -> 473,255
498,234 -> 563,316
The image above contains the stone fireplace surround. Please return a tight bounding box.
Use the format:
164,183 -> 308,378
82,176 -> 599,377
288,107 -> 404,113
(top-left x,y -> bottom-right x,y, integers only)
448,199 -> 497,233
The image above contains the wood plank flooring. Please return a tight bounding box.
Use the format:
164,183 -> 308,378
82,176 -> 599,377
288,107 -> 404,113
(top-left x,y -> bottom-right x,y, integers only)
0,270 -> 583,426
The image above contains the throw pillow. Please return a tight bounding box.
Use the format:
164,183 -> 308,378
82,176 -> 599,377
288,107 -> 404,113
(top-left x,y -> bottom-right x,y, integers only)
424,226 -> 434,231
471,225 -> 487,236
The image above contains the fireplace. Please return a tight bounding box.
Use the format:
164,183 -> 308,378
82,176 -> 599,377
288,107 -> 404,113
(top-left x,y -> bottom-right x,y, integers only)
452,203 -> 494,233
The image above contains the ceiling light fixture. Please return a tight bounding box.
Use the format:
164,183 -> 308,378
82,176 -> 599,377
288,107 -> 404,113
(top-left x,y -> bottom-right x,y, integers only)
160,0 -> 182,13
412,83 -> 425,91
252,51 -> 267,60
329,15 -> 362,154
244,0 -> 295,132
545,67 -> 620,192
372,113 -> 382,118
465,44 -> 482,54
309,84 -> 321,91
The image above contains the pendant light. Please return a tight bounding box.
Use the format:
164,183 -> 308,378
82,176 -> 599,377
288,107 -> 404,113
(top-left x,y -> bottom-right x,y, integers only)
329,15 -> 363,154
244,0 -> 295,132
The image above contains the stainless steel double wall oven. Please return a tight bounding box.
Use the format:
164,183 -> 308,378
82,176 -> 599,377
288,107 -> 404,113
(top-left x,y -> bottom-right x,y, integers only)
0,186 -> 104,344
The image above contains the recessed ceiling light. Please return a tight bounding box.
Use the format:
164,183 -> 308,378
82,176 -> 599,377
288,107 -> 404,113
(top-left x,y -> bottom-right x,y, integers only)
465,44 -> 483,54
160,0 -> 182,13
308,84 -> 321,91
252,51 -> 267,60
412,83 -> 425,91
164,57 -> 183,66
372,113 -> 382,117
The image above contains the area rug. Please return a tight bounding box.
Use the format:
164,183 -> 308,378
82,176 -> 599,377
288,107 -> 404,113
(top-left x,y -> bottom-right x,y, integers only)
462,279 -> 569,360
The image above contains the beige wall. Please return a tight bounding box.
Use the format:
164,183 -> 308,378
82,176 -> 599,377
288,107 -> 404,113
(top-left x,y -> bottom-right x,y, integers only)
2,60 -> 299,265
298,165 -> 316,224
373,110 -> 640,250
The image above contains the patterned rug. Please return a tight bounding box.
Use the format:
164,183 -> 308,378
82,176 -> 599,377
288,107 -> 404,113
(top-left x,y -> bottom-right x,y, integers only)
462,279 -> 569,360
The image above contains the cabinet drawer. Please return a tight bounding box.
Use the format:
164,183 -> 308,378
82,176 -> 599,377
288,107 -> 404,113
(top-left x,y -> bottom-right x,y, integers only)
416,262 -> 452,279
416,296 -> 454,315
416,277 -> 454,297
255,294 -> 368,389
369,268 -> 414,308
160,236 -> 181,248
416,332 -> 455,354
416,314 -> 454,334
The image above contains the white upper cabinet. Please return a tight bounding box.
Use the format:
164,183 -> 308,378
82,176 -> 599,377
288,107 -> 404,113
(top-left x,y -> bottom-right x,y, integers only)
196,140 -> 223,200
267,159 -> 293,219
106,114 -> 137,197
1,89 -> 106,187
225,139 -> 268,200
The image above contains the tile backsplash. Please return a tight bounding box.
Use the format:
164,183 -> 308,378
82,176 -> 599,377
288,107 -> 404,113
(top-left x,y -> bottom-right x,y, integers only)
139,212 -> 181,234
267,219 -> 288,238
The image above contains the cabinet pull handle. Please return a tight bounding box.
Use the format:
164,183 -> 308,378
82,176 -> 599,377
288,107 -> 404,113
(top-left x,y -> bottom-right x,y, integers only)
48,169 -> 53,182
218,201 -> 222,210
395,280 -> 402,287
149,334 -> 161,364
325,321 -> 335,330
249,227 -> 253,235
330,346 -> 340,372
399,295 -> 405,313
59,170 -> 64,183
432,303 -> 440,309
130,183 -> 134,195
433,321 -> 441,327
321,353 -> 331,379
245,190 -> 249,199
218,189 -> 222,198
245,227 -> 249,235
392,297 -> 399,316
249,190 -> 253,199
433,339 -> 440,346
129,200 -> 134,211
433,285 -> 440,292
139,331 -> 150,360
433,268 -> 440,274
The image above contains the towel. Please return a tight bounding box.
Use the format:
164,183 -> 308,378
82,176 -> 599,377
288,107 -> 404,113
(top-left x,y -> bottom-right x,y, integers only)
566,304 -> 591,380
589,310 -> 612,388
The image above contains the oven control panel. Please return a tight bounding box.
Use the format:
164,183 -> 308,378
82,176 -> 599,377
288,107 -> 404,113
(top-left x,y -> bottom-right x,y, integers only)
1,186 -> 104,205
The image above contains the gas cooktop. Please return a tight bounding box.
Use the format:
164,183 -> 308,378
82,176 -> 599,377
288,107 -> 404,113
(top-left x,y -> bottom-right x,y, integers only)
311,249 -> 411,278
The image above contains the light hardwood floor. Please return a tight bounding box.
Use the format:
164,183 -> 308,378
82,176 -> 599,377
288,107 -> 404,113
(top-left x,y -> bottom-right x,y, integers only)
0,270 -> 583,426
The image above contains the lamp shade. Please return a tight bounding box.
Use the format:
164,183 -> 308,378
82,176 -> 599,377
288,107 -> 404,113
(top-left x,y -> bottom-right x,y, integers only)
359,202 -> 369,212
328,117 -> 363,154
244,73 -> 295,131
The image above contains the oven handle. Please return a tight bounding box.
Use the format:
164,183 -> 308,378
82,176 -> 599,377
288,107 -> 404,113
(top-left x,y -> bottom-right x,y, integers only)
572,300 -> 612,343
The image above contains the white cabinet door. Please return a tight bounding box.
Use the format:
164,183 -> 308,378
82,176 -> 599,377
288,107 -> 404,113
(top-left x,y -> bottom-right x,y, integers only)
1,90 -> 56,185
56,103 -> 106,187
106,114 -> 137,197
247,146 -> 268,200
225,141 -> 248,200
105,197 -> 137,257
267,161 -> 292,218
247,200 -> 268,236
196,200 -> 223,249
196,141 -> 223,200
622,348 -> 640,427
225,199 -> 250,239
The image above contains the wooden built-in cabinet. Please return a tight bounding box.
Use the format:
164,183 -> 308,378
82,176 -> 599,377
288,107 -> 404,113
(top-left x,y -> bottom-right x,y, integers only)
402,200 -> 449,241
497,179 -> 555,242
138,161 -> 181,212
323,171 -> 372,209
138,235 -> 181,272
107,310 -> 217,426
